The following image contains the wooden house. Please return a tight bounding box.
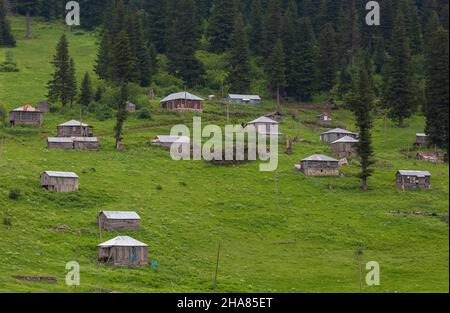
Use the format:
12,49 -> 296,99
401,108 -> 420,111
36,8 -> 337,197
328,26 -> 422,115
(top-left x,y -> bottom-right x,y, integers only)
160,92 -> 204,112
331,136 -> 359,157
126,101 -> 136,112
57,120 -> 93,137
316,113 -> 332,123
320,128 -> 358,143
98,211 -> 141,231
9,105 -> 43,126
36,101 -> 50,113
98,236 -> 148,267
298,154 -> 340,176
415,133 -> 430,147
246,116 -> 282,136
40,171 -> 79,192
47,137 -> 74,150
396,170 -> 431,189
227,94 -> 262,105
72,137 -> 99,150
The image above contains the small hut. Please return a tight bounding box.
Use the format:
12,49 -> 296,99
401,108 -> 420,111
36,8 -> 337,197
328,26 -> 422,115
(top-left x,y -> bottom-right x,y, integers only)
57,120 -> 93,137
227,94 -> 262,105
98,211 -> 141,231
320,128 -> 358,143
415,133 -> 429,147
72,137 -> 99,150
331,136 -> 359,157
396,170 -> 431,189
9,105 -> 43,126
160,92 -> 204,112
47,137 -> 74,150
40,171 -> 79,192
36,101 -> 50,113
298,154 -> 340,176
126,101 -> 136,112
316,113 -> 332,123
246,116 -> 282,136
98,236 -> 148,267
151,135 -> 190,149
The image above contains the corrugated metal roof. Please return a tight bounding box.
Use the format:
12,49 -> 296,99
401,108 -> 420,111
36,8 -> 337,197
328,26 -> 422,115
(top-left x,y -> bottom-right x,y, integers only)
47,137 -> 74,143
302,154 -> 339,162
228,94 -> 261,101
100,211 -> 140,220
13,104 -> 39,112
98,236 -> 148,247
44,171 -> 79,178
398,170 -> 431,177
322,128 -> 358,135
247,116 -> 279,124
59,120 -> 89,127
160,92 -> 204,103
71,137 -> 98,142
155,135 -> 190,143
331,136 -> 359,144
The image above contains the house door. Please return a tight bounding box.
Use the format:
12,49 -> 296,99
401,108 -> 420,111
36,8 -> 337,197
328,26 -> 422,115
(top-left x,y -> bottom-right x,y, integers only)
131,247 -> 137,264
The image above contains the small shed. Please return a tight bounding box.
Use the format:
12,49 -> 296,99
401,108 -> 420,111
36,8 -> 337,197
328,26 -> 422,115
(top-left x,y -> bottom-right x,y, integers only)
57,120 -> 93,137
72,137 -> 99,150
247,116 -> 282,136
317,113 -> 332,123
160,91 -> 204,112
98,211 -> 141,231
151,135 -> 190,149
36,101 -> 50,113
126,101 -> 136,112
415,133 -> 429,147
321,128 -> 358,143
47,137 -> 74,150
298,154 -> 340,176
227,94 -> 262,105
40,171 -> 79,192
98,236 -> 148,267
396,170 -> 431,189
9,105 -> 43,126
331,136 -> 359,157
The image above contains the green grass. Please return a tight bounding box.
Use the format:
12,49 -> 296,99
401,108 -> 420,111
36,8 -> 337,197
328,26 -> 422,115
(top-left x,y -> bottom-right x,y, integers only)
0,17 -> 448,293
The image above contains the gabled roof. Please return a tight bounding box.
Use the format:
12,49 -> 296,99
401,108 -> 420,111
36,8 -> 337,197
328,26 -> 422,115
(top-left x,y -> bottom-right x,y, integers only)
322,128 -> 358,135
43,171 -> 79,178
228,94 -> 261,100
302,154 -> 339,162
98,236 -> 148,247
331,136 -> 359,144
100,211 -> 140,220
59,120 -> 89,127
13,104 -> 40,112
160,92 -> 204,103
247,116 -> 279,124
47,137 -> 74,143
155,135 -> 190,143
397,170 -> 431,177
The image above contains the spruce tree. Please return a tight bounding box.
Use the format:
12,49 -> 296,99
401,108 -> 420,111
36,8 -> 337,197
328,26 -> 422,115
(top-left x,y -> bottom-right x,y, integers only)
111,30 -> 136,85
0,0 -> 16,47
316,23 -> 338,104
206,0 -> 236,53
80,72 -> 93,107
67,58 -> 77,107
114,83 -> 128,149
95,30 -> 112,81
261,0 -> 282,58
424,27 -> 449,157
281,0 -> 299,98
248,0 -> 264,57
228,13 -> 252,93
266,39 -> 285,106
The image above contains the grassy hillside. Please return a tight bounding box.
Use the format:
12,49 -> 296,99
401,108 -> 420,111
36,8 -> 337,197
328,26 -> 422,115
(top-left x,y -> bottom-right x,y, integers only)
0,17 -> 448,293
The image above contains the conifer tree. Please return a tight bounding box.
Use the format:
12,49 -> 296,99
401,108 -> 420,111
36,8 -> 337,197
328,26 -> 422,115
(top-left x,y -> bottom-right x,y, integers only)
80,72 -> 93,107
248,0 -> 264,57
261,0 -> 282,58
316,23 -> 338,104
0,0 -> 16,47
206,0 -> 236,53
114,83 -> 128,149
281,0 -> 299,98
266,39 -> 285,106
95,30 -> 112,81
67,58 -> 77,107
228,13 -> 252,93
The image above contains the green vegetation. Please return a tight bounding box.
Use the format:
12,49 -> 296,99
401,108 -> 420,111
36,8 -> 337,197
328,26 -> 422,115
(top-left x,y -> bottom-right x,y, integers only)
0,17 -> 448,293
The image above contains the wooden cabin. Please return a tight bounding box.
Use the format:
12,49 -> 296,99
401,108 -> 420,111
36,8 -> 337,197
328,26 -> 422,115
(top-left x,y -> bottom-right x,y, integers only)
320,128 -> 358,143
415,133 -> 430,147
98,236 -> 148,267
47,137 -> 74,150
160,92 -> 204,112
72,137 -> 99,150
36,101 -> 50,113
396,170 -> 431,190
246,116 -> 282,136
151,135 -> 190,149
40,171 -> 79,192
298,154 -> 340,176
9,105 -> 43,126
57,120 -> 93,137
331,136 -> 359,157
317,113 -> 332,123
126,101 -> 136,112
98,211 -> 141,231
227,94 -> 262,105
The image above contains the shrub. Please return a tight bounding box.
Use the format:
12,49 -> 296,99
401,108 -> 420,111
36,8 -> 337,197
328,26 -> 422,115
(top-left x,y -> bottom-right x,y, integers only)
138,108 -> 152,120
156,185 -> 163,190
8,189 -> 21,200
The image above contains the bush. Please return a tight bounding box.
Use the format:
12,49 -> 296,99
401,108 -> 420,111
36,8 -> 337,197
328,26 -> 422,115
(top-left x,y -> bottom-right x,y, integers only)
94,102 -> 113,121
0,51 -> 19,72
8,189 -> 21,200
138,108 -> 152,120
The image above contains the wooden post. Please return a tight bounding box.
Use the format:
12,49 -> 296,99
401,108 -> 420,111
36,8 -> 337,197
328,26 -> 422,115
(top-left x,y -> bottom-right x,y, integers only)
356,242 -> 364,293
213,242 -> 221,291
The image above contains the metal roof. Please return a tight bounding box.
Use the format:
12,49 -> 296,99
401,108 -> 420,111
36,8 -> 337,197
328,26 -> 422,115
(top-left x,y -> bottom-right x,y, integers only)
322,128 -> 358,135
301,154 -> 339,162
100,211 -> 140,220
331,136 -> 359,144
59,120 -> 89,127
98,236 -> 148,247
43,171 -> 79,178
155,135 -> 190,143
228,94 -> 261,100
397,170 -> 431,177
13,104 -> 40,112
247,116 -> 279,124
71,137 -> 98,142
47,137 -> 74,143
416,133 -> 428,137
160,92 -> 204,103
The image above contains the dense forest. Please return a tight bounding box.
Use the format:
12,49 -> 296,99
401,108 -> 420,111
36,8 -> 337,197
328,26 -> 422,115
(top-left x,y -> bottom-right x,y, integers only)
1,0 -> 449,154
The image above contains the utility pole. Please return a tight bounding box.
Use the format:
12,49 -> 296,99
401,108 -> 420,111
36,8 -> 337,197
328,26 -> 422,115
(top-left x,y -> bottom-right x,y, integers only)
213,242 -> 221,291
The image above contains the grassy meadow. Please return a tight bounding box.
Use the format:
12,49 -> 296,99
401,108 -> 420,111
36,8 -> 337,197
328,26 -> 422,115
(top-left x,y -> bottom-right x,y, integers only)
0,17 -> 448,293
